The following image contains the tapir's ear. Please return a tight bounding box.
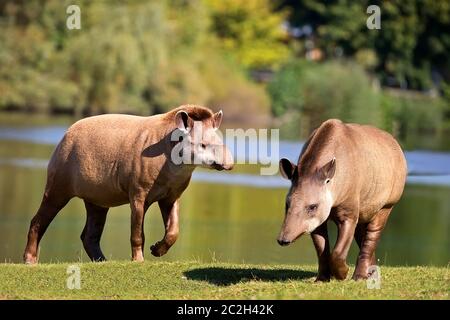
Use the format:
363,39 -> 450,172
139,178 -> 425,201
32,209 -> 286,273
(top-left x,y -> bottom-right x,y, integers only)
319,157 -> 336,182
175,110 -> 192,133
213,110 -> 223,129
279,158 -> 295,180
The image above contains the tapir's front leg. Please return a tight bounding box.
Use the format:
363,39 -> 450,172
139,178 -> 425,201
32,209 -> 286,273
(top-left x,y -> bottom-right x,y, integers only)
330,210 -> 358,280
311,222 -> 331,282
150,198 -> 179,257
130,193 -> 147,262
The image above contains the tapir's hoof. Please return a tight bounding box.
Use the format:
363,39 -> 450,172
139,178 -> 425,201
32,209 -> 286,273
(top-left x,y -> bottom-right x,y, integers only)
24,253 -> 38,265
330,257 -> 349,280
332,268 -> 349,280
352,273 -> 368,281
131,255 -> 144,262
315,274 -> 331,282
150,243 -> 168,257
92,256 -> 107,262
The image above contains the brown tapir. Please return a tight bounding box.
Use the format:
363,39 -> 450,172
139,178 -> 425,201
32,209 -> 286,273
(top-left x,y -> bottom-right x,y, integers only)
24,105 -> 233,264
277,119 -> 407,281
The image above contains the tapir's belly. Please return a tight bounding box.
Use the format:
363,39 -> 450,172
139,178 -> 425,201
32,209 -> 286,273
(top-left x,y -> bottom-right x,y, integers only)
73,179 -> 130,208
68,157 -> 130,208
79,191 -> 129,208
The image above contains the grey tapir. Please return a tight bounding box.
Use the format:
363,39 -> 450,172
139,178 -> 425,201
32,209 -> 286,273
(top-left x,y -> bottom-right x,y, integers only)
24,105 -> 233,264
277,119 -> 407,281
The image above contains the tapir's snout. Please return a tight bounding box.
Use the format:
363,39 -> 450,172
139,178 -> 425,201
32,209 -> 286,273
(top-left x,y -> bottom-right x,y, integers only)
223,146 -> 234,170
211,162 -> 227,171
224,164 -> 233,170
277,218 -> 305,246
220,159 -> 234,171
211,145 -> 234,171
212,162 -> 233,171
277,238 -> 291,246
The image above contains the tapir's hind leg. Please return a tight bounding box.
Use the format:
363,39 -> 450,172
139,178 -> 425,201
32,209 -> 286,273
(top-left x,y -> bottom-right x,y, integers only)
81,201 -> 108,262
354,224 -> 376,265
352,207 -> 393,280
23,193 -> 70,264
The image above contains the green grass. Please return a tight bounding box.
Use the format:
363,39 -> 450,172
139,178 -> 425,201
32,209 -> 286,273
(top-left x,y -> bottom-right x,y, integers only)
0,261 -> 448,300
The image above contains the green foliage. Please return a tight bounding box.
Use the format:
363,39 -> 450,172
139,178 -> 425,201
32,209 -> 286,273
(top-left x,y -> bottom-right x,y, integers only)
269,58 -> 447,141
268,60 -> 381,129
0,0 -> 271,118
280,0 -> 450,91
267,60 -> 306,117
0,0 -> 449,135
207,0 -> 290,69
381,90 -> 445,137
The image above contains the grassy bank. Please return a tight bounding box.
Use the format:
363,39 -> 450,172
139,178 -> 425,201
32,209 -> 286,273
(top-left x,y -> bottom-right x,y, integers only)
0,261 -> 448,300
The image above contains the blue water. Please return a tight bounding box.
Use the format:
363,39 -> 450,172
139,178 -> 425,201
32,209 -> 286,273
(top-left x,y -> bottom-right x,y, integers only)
0,126 -> 68,145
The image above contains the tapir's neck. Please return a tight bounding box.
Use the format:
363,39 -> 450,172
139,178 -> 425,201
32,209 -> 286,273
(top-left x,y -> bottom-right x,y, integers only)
160,133 -> 196,179
169,162 -> 196,178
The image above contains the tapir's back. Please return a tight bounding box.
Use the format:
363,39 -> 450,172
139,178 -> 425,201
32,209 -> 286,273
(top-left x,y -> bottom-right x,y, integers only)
62,114 -> 158,163
46,114 -> 166,206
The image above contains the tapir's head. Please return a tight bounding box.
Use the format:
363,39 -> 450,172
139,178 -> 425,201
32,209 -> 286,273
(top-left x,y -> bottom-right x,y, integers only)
172,107 -> 234,171
277,157 -> 336,246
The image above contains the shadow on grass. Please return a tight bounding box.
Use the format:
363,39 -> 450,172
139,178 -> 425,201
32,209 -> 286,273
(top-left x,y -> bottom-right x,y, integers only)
184,267 -> 316,286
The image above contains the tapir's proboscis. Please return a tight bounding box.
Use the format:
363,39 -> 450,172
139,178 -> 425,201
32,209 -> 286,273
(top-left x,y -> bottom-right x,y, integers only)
278,119 -> 407,281
24,105 -> 233,264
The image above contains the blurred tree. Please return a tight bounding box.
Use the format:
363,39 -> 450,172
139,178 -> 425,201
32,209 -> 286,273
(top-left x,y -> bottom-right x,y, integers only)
279,0 -> 450,91
268,59 -> 381,131
415,0 -> 450,90
381,89 -> 445,146
0,0 -> 271,121
206,0 -> 290,69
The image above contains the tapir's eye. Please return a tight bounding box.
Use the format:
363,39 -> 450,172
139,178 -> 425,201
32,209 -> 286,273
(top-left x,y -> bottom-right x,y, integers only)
325,179 -> 331,184
201,143 -> 206,149
306,204 -> 318,213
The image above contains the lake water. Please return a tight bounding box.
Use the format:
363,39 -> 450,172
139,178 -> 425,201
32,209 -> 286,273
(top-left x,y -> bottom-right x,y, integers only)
0,115 -> 449,266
